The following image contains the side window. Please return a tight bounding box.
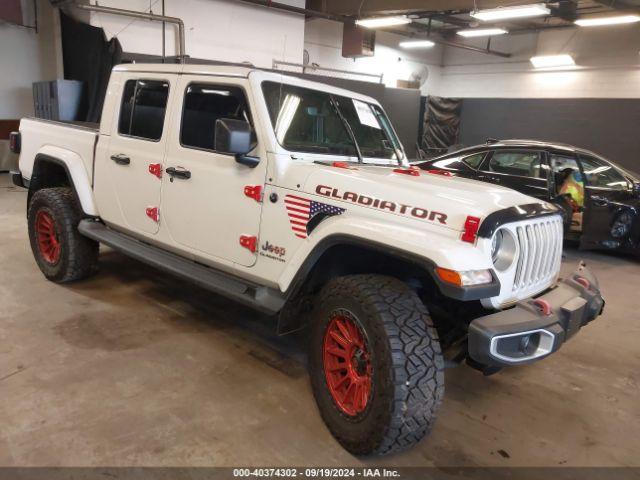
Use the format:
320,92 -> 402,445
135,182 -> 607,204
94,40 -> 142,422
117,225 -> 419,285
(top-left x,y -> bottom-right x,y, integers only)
462,152 -> 485,169
118,79 -> 169,141
180,84 -> 254,151
487,151 -> 547,179
580,155 -> 628,190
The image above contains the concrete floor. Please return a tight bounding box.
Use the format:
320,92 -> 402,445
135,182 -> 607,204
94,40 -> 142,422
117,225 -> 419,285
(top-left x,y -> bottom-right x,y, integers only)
1,173 -> 639,467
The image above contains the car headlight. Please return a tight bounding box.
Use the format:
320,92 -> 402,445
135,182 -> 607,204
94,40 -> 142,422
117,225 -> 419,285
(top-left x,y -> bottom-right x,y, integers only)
491,228 -> 517,272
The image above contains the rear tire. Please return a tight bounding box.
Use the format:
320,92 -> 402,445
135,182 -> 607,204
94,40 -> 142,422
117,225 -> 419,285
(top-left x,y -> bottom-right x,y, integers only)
309,275 -> 444,456
27,187 -> 99,283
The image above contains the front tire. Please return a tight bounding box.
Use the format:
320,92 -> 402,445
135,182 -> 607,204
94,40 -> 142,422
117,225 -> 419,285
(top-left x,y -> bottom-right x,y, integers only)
309,275 -> 444,456
27,187 -> 99,283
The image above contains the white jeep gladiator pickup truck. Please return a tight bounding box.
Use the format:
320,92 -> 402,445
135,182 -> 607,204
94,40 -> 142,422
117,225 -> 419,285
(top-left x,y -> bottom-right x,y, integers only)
10,63 -> 604,456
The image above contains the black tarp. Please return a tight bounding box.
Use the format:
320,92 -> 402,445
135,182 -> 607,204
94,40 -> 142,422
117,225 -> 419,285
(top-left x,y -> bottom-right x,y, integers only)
60,11 -> 122,122
419,96 -> 462,158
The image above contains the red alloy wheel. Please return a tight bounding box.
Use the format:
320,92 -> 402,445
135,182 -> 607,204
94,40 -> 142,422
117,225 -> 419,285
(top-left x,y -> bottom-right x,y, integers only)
35,210 -> 61,264
322,312 -> 372,416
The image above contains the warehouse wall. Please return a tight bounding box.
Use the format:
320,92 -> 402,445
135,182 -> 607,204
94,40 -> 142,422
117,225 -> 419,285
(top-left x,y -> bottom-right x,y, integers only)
0,0 -> 60,118
459,98 -> 640,172
303,19 -> 443,96
438,26 -> 640,98
86,0 -> 305,68
438,26 -> 640,170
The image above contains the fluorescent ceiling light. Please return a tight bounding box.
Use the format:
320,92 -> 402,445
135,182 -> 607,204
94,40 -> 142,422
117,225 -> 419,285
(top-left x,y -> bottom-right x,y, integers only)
575,15 -> 640,27
399,40 -> 436,49
471,3 -> 550,21
356,16 -> 411,28
530,54 -> 575,68
457,28 -> 508,37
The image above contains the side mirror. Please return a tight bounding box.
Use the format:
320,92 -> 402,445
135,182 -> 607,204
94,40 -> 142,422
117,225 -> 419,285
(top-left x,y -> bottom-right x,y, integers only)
214,118 -> 259,168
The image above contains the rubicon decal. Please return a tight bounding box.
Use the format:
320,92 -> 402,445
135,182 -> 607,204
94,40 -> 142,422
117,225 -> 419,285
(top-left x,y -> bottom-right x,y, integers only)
316,185 -> 448,225
285,194 -> 346,239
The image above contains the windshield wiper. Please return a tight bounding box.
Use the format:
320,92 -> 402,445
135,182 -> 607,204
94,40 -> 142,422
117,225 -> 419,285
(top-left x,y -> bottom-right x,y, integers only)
329,95 -> 363,164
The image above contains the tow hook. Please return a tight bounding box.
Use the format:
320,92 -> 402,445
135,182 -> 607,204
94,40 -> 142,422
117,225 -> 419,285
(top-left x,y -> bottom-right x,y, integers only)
533,299 -> 552,316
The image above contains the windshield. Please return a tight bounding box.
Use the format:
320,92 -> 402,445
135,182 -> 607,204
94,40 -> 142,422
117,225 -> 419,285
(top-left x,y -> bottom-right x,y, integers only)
262,81 -> 404,164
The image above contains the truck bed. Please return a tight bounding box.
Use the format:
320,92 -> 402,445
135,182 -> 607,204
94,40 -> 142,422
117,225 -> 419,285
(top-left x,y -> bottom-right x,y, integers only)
18,117 -> 99,182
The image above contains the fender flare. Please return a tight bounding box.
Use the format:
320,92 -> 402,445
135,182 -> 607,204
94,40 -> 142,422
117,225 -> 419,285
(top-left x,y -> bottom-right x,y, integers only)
283,234 -> 500,303
32,148 -> 98,216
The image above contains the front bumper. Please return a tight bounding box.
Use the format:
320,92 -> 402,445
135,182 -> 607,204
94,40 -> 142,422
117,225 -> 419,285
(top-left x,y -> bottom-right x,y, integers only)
468,264 -> 604,367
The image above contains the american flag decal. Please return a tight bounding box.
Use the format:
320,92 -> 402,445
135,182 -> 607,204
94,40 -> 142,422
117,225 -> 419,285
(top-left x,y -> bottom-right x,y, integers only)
284,194 -> 346,239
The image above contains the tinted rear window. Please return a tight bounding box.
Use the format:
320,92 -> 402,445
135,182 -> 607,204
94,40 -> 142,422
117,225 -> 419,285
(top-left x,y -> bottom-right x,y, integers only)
118,79 -> 169,141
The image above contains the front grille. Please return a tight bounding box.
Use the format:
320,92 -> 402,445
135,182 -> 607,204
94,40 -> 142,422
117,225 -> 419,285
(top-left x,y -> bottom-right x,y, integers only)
512,216 -> 563,293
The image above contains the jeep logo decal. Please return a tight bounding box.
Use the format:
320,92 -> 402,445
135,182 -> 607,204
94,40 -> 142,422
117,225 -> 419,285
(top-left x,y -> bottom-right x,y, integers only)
315,185 -> 448,225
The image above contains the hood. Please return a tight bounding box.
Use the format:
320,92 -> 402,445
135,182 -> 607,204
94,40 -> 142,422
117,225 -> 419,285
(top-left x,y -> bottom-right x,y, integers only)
303,164 -> 546,232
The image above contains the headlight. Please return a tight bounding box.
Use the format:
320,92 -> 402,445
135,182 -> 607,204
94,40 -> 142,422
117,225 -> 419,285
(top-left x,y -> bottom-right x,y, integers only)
491,230 -> 504,263
491,228 -> 517,271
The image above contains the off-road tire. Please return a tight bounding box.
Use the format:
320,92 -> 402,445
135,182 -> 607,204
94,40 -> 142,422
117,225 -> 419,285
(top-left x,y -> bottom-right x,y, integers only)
309,274 -> 444,456
27,187 -> 99,282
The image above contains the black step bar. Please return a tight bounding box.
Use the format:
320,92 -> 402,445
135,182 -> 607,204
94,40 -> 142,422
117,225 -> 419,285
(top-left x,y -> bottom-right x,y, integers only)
78,220 -> 285,314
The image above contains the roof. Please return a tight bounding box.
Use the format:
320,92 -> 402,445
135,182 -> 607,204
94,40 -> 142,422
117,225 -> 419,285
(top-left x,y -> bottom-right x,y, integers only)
113,63 -> 254,77
111,62 -> 382,106
426,139 -> 624,166
445,139 -> 580,158
489,139 -> 578,151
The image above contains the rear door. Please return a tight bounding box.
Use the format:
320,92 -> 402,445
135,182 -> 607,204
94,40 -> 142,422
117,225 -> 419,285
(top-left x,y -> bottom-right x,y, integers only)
95,74 -> 171,235
579,153 -> 635,248
478,149 -> 550,200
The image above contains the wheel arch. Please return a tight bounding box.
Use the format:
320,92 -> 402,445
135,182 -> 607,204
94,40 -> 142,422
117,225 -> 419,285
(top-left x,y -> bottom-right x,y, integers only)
284,235 -> 438,300
29,151 -> 98,216
278,235 -> 464,335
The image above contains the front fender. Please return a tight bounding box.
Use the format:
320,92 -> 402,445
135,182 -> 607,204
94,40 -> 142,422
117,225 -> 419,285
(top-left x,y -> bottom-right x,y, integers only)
34,147 -> 98,216
277,213 -> 493,293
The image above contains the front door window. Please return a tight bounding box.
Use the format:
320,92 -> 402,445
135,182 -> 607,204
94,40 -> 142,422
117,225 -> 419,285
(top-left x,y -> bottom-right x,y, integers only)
580,155 -> 629,190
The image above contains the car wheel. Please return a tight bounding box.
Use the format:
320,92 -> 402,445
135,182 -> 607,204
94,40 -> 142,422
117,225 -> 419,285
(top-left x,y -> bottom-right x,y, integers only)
28,187 -> 99,282
611,211 -> 633,239
309,274 -> 444,455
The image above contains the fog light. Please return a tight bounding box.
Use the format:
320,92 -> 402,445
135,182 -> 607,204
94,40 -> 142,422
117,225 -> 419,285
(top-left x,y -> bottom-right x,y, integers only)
490,329 -> 555,363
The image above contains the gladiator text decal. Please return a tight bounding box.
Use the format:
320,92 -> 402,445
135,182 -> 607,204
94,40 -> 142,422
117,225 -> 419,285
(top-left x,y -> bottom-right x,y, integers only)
315,185 -> 448,225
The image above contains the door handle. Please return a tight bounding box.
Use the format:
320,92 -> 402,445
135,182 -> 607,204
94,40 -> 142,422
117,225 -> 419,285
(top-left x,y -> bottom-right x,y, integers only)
479,174 -> 499,183
165,166 -> 191,180
591,196 -> 610,207
110,154 -> 130,165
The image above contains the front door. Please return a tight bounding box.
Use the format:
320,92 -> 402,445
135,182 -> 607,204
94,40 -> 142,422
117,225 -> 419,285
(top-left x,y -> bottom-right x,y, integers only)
95,74 -> 171,235
160,76 -> 267,267
579,153 -> 635,249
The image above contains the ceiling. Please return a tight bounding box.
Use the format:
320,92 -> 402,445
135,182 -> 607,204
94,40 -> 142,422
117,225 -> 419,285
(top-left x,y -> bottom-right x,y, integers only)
307,0 -> 640,36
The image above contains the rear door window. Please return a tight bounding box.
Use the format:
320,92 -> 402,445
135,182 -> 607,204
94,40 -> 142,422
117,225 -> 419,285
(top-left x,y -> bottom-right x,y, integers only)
118,79 -> 170,141
486,151 -> 547,179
